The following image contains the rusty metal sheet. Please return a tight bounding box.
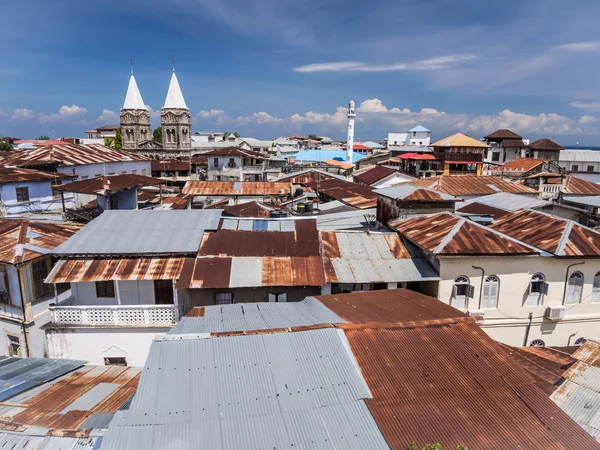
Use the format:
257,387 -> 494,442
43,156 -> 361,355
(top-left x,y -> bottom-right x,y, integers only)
201,147 -> 265,159
564,175 -> 600,195
305,178 -> 378,209
343,319 -> 599,449
46,257 -> 185,283
1,143 -> 146,168
408,175 -> 536,196
571,340 -> 600,367
353,166 -> 396,185
53,174 -> 163,195
182,181 -> 291,196
320,232 -> 340,258
188,257 -> 233,288
223,201 -> 281,218
0,167 -> 73,184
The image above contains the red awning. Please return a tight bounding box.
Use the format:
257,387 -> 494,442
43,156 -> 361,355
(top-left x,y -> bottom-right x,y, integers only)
398,153 -> 419,159
408,154 -> 435,160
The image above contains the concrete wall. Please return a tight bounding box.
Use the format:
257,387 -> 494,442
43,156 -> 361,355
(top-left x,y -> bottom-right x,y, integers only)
0,181 -> 75,214
97,188 -> 138,211
70,280 -> 156,306
376,195 -> 455,224
437,255 -> 600,346
56,160 -> 151,179
45,327 -> 169,366
178,286 -> 322,314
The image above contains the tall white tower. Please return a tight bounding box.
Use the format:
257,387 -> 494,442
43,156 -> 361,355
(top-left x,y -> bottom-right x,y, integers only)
346,100 -> 356,164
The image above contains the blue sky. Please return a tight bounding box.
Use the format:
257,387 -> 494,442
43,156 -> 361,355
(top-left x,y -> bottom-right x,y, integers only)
2,0 -> 600,144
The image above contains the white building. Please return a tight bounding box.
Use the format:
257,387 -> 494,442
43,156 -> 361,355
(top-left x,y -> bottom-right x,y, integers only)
483,129 -> 527,165
43,209 -> 222,365
391,210 -> 600,348
387,125 -> 431,147
559,149 -> 600,183
238,138 -> 273,154
85,125 -> 119,139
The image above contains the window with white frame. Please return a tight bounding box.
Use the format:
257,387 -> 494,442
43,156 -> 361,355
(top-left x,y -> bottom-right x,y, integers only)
268,293 -> 287,303
216,293 -> 233,305
526,273 -> 547,306
6,333 -> 21,357
0,266 -> 10,305
565,271 -> 584,304
452,276 -> 471,309
593,272 -> 600,303
482,275 -> 500,308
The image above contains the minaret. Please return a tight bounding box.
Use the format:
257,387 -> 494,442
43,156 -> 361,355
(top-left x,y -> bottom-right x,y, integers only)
120,66 -> 151,150
161,65 -> 191,153
346,100 -> 356,164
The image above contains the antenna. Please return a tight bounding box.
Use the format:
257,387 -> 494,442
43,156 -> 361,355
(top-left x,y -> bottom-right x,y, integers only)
172,56 -> 175,72
130,58 -> 133,75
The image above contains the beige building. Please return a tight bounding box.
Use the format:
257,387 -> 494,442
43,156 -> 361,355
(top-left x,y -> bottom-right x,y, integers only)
391,210 -> 600,347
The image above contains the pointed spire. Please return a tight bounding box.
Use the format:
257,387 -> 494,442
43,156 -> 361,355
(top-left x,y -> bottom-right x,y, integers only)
163,71 -> 188,109
123,68 -> 146,110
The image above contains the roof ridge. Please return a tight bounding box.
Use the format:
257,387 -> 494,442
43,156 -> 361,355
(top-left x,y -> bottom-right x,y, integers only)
555,221 -> 575,256
465,215 -> 543,254
433,216 -> 464,253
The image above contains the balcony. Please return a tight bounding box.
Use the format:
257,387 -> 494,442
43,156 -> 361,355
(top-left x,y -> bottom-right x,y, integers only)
434,151 -> 483,162
49,304 -> 178,327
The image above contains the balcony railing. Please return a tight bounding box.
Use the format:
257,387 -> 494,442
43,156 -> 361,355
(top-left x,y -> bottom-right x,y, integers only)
434,152 -> 483,162
49,304 -> 177,327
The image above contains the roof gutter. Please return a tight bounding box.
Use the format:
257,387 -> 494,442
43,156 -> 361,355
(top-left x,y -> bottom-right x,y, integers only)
472,265 -> 484,309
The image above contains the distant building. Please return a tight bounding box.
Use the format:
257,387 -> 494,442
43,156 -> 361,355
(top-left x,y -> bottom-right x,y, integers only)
559,149 -> 600,183
483,129 -> 527,165
85,125 -> 120,139
387,125 -> 431,147
375,184 -> 456,224
431,133 -> 489,176
203,147 -> 272,182
238,138 -> 273,154
527,138 -> 565,161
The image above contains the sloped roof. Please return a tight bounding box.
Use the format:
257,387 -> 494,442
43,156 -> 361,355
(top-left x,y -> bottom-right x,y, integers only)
529,138 -> 565,151
183,181 -> 291,196
431,132 -> 489,148
201,146 -> 265,159
353,165 -> 397,185
0,220 -> 81,264
163,71 -> 187,109
305,178 -> 377,209
496,157 -> 545,172
390,212 -> 539,256
0,167 -> 73,184
1,144 -> 146,167
457,192 -> 551,214
484,129 -> 523,139
276,168 -> 346,183
409,125 -> 431,133
323,159 -> 354,169
491,209 -> 600,256
53,174 -> 163,195
375,184 -> 455,201
223,200 -> 283,218
564,175 -> 600,195
407,175 -> 536,196
123,73 -> 146,110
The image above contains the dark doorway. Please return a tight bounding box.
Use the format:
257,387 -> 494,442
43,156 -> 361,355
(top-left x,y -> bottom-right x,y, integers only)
154,280 -> 174,304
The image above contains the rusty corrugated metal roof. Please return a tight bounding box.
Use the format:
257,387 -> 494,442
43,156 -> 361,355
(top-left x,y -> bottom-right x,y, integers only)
353,166 -> 396,185
182,181 -> 291,196
277,169 -> 344,184
0,167 -> 74,184
7,365 -> 140,432
406,175 -> 536,196
53,174 -> 163,195
391,212 -> 538,255
345,321 -> 599,449
491,209 -> 600,256
571,339 -> 600,367
305,178 -> 377,209
2,144 -> 146,167
484,129 -> 523,140
0,220 -> 81,265
201,146 -> 265,159
496,157 -> 545,172
46,257 -> 186,283
223,201 -> 283,218
564,175 -> 600,195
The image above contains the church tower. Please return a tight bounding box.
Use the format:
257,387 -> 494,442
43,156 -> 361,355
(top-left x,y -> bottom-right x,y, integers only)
120,69 -> 151,150
161,69 -> 191,153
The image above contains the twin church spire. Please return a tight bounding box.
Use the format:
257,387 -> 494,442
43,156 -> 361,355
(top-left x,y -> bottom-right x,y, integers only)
120,65 -> 191,154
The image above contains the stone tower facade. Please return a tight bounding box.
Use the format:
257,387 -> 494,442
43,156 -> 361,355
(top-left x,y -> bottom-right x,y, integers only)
161,71 -> 191,153
120,72 -> 151,150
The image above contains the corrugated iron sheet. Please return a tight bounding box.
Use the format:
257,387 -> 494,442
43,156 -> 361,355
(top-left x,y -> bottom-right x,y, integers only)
1,144 -> 146,168
168,297 -> 345,334
180,256 -> 326,288
572,340 -> 600,367
0,357 -> 85,402
492,209 -> 600,256
408,175 -> 536,196
9,365 -> 140,431
345,321 -> 600,449
0,433 -> 99,450
201,147 -> 265,159
305,178 -> 377,209
0,167 -> 73,184
101,329 -> 389,450
182,181 -> 291,196
564,175 -> 600,195
391,212 -> 538,255
46,257 -> 185,283
222,201 -> 282,218
0,220 -> 81,265
53,174 -> 163,195
353,166 -> 396,185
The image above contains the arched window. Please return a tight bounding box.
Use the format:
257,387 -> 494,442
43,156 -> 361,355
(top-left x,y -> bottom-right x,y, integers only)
482,275 -> 500,308
530,339 -> 545,347
526,273 -> 546,306
452,275 -> 471,309
566,271 -> 584,304
592,272 -> 600,303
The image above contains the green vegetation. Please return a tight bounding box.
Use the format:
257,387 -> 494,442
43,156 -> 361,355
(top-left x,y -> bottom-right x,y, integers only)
37,135 -> 50,140
153,126 -> 162,142
104,128 -> 122,149
0,134 -> 12,151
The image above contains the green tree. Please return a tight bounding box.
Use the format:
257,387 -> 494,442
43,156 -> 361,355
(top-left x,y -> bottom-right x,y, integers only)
37,135 -> 50,140
153,126 -> 162,142
104,137 -> 115,148
114,128 -> 122,149
0,134 -> 12,151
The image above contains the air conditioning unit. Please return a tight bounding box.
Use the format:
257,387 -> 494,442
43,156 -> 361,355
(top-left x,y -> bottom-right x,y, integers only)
467,309 -> 485,320
546,305 -> 565,322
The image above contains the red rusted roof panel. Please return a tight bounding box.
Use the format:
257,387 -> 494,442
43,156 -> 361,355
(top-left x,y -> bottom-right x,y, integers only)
53,174 -> 163,195
564,175 -> 600,195
407,175 -> 536,196
182,181 -> 291,196
353,166 -> 396,185
0,167 -> 73,184
305,178 -> 378,209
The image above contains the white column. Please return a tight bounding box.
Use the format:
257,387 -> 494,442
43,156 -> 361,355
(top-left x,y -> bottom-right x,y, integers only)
387,282 -> 398,290
346,100 -> 356,164
172,279 -> 179,321
115,280 -> 122,305
321,284 -> 332,295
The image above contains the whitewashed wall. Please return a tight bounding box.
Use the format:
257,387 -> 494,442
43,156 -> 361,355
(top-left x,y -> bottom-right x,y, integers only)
70,281 -> 156,306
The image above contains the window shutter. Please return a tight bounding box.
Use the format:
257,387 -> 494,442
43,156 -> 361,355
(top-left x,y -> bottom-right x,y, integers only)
452,285 -> 458,298
468,285 -> 475,298
542,282 -> 549,295
482,284 -> 491,308
279,293 -> 287,303
268,294 -> 276,303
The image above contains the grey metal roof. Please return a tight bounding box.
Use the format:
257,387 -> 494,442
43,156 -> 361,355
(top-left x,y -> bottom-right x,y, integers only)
221,217 -> 298,232
560,149 -> 600,163
168,297 -> 345,335
330,257 -> 439,283
101,328 -> 389,449
53,210 -> 222,255
0,433 -> 99,449
374,184 -> 455,200
316,208 -> 377,231
0,357 -> 85,402
460,192 -> 551,212
551,363 -> 600,440
562,194 -> 600,208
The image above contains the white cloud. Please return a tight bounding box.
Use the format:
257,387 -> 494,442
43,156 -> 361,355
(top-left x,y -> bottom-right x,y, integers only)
39,104 -> 88,123
245,112 -> 284,125
11,108 -> 34,120
294,54 -> 477,73
553,41 -> 600,52
579,115 -> 599,124
466,109 -> 580,135
570,101 -> 600,112
96,109 -> 118,123
196,109 -> 226,119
